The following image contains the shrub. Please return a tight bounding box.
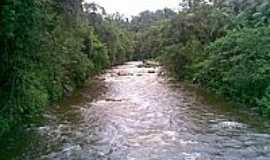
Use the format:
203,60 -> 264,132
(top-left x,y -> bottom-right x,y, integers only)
197,27 -> 270,115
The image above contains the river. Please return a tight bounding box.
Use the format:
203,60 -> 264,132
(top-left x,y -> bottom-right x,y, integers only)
1,61 -> 270,160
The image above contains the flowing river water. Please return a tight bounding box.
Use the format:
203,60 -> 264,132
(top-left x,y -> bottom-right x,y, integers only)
2,61 -> 270,160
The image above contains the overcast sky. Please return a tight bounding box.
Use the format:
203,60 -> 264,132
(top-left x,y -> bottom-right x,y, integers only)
86,0 -> 179,17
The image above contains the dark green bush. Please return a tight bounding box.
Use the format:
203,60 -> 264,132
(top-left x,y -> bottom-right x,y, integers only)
197,27 -> 270,115
159,44 -> 191,80
159,40 -> 204,80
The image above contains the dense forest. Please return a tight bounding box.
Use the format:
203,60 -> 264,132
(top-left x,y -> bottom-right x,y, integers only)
1,0 -> 270,138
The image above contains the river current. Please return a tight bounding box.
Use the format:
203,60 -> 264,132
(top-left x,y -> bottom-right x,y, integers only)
2,61 -> 270,160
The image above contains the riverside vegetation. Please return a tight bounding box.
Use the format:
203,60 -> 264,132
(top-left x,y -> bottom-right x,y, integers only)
0,0 -> 135,136
1,0 -> 270,138
132,0 -> 270,116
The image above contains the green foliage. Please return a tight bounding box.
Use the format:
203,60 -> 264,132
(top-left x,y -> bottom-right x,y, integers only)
100,21 -> 134,65
159,44 -> 190,79
0,0 -> 134,137
154,2 -> 229,81
159,40 -> 204,80
130,9 -> 176,32
84,7 -> 135,66
2,0 -> 270,138
135,24 -> 165,59
134,0 -> 270,117
258,87 -> 270,116
197,27 -> 270,115
129,9 -> 176,60
231,0 -> 270,28
0,0 -> 49,134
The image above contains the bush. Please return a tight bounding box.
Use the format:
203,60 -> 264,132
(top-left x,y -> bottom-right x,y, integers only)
159,40 -> 204,80
197,27 -> 270,115
160,44 -> 191,80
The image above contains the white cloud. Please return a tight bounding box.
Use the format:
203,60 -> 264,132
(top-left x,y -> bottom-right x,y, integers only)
85,0 -> 179,17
